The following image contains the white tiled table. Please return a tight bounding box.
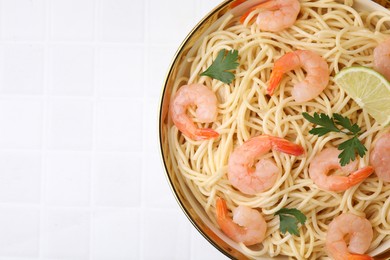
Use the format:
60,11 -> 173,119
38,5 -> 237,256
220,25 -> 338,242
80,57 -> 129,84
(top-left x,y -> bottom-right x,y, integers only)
0,0 -> 228,259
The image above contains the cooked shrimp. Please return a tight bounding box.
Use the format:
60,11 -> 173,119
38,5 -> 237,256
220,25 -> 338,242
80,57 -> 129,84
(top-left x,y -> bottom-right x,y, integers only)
216,197 -> 267,246
170,84 -> 219,141
228,135 -> 304,195
267,50 -> 330,103
326,213 -> 373,260
370,133 -> 390,182
240,0 -> 301,32
373,38 -> 390,81
309,148 -> 374,192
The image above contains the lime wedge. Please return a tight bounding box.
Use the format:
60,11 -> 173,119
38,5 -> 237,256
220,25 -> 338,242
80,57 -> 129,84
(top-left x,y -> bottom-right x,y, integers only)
334,66 -> 390,126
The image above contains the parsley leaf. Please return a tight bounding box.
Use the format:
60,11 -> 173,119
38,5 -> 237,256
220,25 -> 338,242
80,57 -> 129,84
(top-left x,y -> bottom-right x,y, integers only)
275,208 -> 307,236
302,112 -> 340,136
333,113 -> 361,135
303,112 -> 367,166
338,136 -> 367,166
200,49 -> 239,84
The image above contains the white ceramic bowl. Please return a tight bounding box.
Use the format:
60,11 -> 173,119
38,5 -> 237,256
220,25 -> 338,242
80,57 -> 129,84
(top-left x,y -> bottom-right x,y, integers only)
159,1 -> 390,258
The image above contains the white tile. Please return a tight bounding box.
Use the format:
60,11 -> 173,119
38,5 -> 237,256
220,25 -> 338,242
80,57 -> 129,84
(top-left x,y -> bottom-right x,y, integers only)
143,99 -> 176,207
49,45 -> 94,96
97,46 -> 144,98
198,0 -> 225,18
0,45 -> 44,95
91,209 -> 140,259
148,0 -> 196,45
0,151 -> 41,204
0,98 -> 43,149
143,97 -> 160,154
143,154 -> 176,208
93,153 -> 141,207
98,0 -> 144,42
42,209 -> 90,259
96,99 -> 142,152
50,0 -> 94,41
142,208 -> 190,259
147,45 -> 177,98
47,99 -> 93,150
45,152 -> 91,206
0,207 -> 39,257
191,228 -> 227,260
1,0 -> 45,40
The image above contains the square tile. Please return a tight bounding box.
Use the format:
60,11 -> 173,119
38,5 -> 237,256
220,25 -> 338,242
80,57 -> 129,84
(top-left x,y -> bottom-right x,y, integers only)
91,209 -> 140,259
142,209 -> 190,259
49,45 -> 94,96
98,0 -> 144,42
147,45 -> 177,98
191,228 -> 227,260
0,44 -> 44,95
0,98 -> 43,149
148,0 -> 196,45
0,207 -> 40,257
143,97 -> 160,154
47,99 -> 93,150
50,0 -> 94,41
198,0 -> 225,18
1,0 -> 45,40
0,151 -> 41,204
96,99 -> 142,152
143,154 -> 176,208
93,153 -> 141,207
42,209 -> 90,259
45,152 -> 91,206
97,46 -> 144,98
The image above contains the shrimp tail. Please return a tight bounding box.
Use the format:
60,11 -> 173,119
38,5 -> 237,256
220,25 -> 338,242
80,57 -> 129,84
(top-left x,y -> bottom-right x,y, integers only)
216,197 -> 239,239
216,197 -> 228,220
195,128 -> 219,140
347,253 -> 374,260
270,137 -> 305,156
348,166 -> 374,187
267,68 -> 284,95
239,0 -> 273,24
230,0 -> 247,8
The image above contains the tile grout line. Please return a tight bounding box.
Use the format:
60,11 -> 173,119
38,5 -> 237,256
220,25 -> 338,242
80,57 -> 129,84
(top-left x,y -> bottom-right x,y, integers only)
88,0 -> 100,259
0,95 -> 148,101
0,0 -> 2,39
0,40 -> 145,46
0,94 -> 146,100
139,0 -> 150,258
0,202 -> 144,210
38,0 -> 51,257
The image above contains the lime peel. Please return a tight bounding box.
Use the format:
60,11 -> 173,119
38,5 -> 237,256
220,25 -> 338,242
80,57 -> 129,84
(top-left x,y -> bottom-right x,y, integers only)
334,66 -> 390,126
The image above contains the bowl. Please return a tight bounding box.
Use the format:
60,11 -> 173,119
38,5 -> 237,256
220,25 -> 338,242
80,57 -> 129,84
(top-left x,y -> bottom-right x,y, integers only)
158,0 -> 390,259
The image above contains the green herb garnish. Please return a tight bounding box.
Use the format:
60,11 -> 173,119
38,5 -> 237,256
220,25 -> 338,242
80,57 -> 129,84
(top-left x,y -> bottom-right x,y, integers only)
302,112 -> 367,166
200,49 -> 239,84
275,208 -> 307,236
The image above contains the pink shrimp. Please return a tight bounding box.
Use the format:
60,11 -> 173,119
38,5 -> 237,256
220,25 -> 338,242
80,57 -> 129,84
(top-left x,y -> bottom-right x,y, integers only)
309,148 -> 374,192
370,133 -> 390,182
326,213 -> 373,260
240,0 -> 301,32
267,50 -> 330,103
169,84 -> 219,141
216,197 -> 267,246
228,135 -> 304,195
373,38 -> 390,81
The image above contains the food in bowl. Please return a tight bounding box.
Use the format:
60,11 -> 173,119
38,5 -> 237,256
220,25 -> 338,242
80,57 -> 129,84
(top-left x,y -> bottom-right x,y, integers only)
160,0 -> 390,259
